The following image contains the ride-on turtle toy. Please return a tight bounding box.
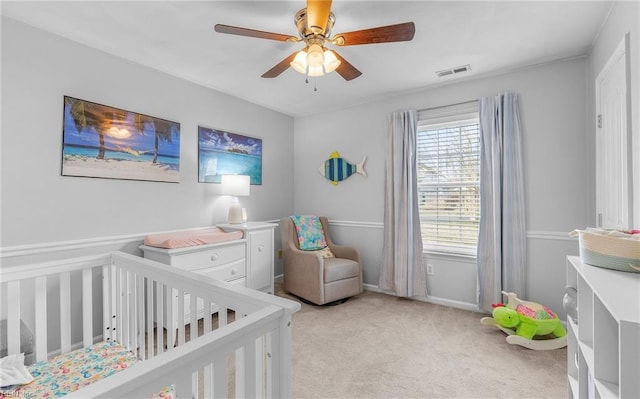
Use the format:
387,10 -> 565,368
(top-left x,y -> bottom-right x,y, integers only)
480,291 -> 567,350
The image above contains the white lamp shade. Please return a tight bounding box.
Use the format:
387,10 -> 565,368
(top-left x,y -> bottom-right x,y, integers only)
290,50 -> 308,74
323,49 -> 341,73
306,44 -> 324,67
221,174 -> 250,196
307,64 -> 325,77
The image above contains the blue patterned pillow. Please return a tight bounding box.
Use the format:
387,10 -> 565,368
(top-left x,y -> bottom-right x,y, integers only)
290,215 -> 328,251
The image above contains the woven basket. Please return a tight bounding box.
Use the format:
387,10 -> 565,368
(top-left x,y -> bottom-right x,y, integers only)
571,229 -> 640,273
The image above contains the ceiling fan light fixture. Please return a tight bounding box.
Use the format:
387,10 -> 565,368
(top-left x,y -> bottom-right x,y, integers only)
290,50 -> 308,74
323,49 -> 340,73
307,64 -> 325,77
306,43 -> 325,67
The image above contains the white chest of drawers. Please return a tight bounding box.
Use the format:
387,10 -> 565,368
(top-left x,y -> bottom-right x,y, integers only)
139,239 -> 247,338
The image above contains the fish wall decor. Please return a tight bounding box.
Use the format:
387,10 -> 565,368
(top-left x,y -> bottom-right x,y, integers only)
318,151 -> 367,185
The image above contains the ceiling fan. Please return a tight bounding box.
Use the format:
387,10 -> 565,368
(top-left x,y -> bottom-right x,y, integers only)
214,0 -> 415,81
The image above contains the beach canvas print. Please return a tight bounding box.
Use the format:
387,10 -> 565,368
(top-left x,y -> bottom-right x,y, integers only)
62,96 -> 180,183
198,126 -> 262,184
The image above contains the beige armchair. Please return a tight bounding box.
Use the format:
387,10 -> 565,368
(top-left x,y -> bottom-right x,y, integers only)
280,216 -> 363,305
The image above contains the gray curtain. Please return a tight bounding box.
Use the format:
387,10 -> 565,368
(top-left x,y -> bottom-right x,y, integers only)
476,92 -> 526,313
380,110 -> 427,297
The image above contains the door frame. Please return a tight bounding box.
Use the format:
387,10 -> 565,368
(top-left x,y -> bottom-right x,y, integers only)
595,33 -> 633,229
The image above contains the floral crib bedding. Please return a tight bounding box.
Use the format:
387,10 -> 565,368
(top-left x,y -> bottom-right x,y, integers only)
0,341 -> 174,398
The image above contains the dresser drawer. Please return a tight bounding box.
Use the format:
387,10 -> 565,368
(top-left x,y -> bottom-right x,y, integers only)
169,243 -> 246,271
193,258 -> 246,282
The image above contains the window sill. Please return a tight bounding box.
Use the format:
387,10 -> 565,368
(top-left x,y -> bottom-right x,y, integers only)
423,250 -> 477,261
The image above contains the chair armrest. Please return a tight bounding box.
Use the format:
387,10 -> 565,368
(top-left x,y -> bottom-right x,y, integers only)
329,244 -> 360,264
282,247 -> 325,302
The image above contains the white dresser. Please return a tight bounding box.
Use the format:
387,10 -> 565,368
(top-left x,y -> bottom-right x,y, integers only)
566,256 -> 640,399
140,239 -> 248,337
139,222 -> 277,335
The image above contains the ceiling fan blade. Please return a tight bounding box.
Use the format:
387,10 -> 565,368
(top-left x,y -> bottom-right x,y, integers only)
334,52 -> 362,81
261,52 -> 299,78
333,22 -> 415,46
306,0 -> 333,35
214,24 -> 298,42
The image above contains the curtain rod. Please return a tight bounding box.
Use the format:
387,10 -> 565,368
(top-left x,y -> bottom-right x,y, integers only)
418,99 -> 478,113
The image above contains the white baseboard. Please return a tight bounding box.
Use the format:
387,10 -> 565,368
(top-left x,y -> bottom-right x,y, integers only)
277,278 -> 478,312
363,283 -> 480,313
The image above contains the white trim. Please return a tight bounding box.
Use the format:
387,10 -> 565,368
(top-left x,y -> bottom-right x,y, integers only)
0,226 -> 214,259
526,231 -> 576,241
363,284 -> 480,313
327,220 -> 384,229
0,223 -> 575,261
1,235 -> 145,258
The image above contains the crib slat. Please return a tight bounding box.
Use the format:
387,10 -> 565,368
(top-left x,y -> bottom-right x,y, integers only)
177,290 -> 185,346
137,275 -> 145,359
244,337 -> 257,398
7,281 -> 20,356
102,265 -> 111,342
123,270 -> 131,349
82,268 -> 93,347
156,281 -> 164,354
60,271 -> 71,353
214,354 -> 228,399
115,266 -> 123,344
166,285 -> 174,348
255,335 -> 266,398
236,346 -> 245,398
34,276 -> 48,362
203,363 -> 214,398
128,271 -> 137,352
190,293 -> 197,342
204,302 -> 213,334
146,278 -> 154,359
219,305 -> 228,327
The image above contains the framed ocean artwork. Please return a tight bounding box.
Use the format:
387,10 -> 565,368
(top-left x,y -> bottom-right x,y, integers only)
61,96 -> 180,183
198,126 -> 263,185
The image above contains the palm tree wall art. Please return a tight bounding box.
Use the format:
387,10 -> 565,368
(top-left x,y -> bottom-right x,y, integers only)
62,96 -> 180,183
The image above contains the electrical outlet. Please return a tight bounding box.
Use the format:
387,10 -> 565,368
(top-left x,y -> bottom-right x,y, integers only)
427,263 -> 435,275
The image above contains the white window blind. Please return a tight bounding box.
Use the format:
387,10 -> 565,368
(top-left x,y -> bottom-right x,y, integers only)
417,101 -> 480,255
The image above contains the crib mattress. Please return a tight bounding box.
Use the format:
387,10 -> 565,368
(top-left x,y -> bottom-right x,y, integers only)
0,341 -> 173,398
144,227 -> 243,249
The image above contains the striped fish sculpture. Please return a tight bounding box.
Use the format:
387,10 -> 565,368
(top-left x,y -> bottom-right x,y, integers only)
318,151 -> 367,185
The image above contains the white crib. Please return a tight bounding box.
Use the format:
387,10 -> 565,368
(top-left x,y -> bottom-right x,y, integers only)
0,251 -> 300,398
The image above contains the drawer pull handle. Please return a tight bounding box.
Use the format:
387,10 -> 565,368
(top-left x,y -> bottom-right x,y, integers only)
231,268 -> 237,275
210,253 -> 219,261
258,245 -> 264,252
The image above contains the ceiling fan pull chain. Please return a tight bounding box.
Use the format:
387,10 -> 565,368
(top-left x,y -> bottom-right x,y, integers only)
314,78 -> 318,92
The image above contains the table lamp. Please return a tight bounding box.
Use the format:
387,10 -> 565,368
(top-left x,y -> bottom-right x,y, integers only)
221,174 -> 250,224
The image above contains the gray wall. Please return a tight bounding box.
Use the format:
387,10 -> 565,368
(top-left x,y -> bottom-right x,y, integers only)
587,1 -> 640,228
293,58 -> 590,315
1,17 -> 295,248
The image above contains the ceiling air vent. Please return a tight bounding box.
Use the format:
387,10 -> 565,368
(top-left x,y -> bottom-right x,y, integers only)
436,64 -> 471,78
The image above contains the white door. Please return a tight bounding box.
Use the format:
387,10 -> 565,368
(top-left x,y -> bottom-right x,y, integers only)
596,35 -> 630,229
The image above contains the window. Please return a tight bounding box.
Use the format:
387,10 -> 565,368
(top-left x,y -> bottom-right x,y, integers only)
417,104 -> 480,255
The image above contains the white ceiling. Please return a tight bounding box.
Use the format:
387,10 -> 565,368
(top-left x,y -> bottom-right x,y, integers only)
2,1 -> 613,117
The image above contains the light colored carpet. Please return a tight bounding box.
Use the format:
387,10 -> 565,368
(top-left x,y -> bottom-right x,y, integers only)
277,286 -> 567,399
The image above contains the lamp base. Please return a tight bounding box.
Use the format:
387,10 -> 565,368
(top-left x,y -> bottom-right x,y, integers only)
227,197 -> 243,224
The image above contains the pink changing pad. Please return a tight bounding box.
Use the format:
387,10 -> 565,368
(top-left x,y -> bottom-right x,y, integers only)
144,227 -> 243,249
